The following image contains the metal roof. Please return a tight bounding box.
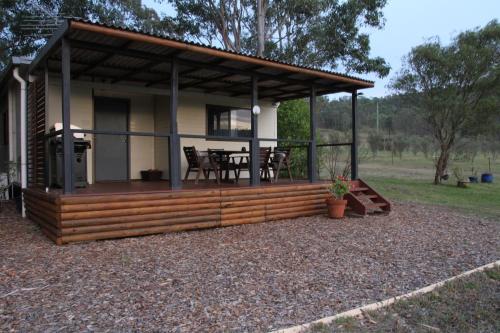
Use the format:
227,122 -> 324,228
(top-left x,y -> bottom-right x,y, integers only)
29,19 -> 374,101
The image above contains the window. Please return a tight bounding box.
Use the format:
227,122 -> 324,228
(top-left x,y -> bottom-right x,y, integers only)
207,105 -> 252,138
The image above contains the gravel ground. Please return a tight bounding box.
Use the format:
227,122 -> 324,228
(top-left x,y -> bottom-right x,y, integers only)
1,202 -> 498,332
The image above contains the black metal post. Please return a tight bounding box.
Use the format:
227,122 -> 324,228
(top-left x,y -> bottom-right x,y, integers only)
43,63 -> 50,188
308,86 -> 317,182
250,75 -> 260,186
169,58 -> 182,189
61,38 -> 74,193
351,91 -> 358,180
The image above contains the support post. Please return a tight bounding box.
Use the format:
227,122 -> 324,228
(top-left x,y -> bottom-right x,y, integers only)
308,86 -> 317,182
169,58 -> 181,189
250,76 -> 260,186
351,91 -> 358,180
61,38 -> 74,193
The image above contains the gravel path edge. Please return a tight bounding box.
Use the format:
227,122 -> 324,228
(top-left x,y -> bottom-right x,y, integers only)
271,260 -> 500,333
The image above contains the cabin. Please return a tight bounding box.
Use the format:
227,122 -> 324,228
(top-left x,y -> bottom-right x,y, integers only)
0,19 -> 387,245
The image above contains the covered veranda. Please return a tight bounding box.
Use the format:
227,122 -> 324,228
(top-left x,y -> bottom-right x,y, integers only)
20,19 -> 374,244
25,19 -> 372,195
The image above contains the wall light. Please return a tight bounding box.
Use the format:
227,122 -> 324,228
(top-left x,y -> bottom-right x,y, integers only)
252,105 -> 261,115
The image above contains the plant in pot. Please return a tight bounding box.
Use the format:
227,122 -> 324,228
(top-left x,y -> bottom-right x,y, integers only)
140,169 -> 163,181
453,167 -> 468,188
326,176 -> 351,219
469,167 -> 478,183
481,157 -> 494,183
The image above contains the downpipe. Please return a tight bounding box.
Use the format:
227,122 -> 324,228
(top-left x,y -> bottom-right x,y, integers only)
12,67 -> 27,217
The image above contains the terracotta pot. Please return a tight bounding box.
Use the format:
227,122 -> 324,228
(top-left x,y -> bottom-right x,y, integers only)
326,197 -> 347,219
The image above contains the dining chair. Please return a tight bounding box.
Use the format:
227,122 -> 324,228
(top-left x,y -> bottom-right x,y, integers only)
183,146 -> 220,184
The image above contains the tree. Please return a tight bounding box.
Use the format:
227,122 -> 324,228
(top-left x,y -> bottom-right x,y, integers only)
391,20 -> 500,184
277,99 -> 310,178
0,0 -> 166,69
168,0 -> 390,77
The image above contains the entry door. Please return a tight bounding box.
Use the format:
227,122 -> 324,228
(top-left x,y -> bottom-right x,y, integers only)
94,97 -> 129,181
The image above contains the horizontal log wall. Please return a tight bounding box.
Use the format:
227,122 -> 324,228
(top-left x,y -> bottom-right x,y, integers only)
24,183 -> 329,245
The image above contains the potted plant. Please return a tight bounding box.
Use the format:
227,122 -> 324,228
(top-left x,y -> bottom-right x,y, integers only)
140,169 -> 163,181
481,157 -> 494,183
469,167 -> 478,183
452,167 -> 468,188
326,176 -> 351,219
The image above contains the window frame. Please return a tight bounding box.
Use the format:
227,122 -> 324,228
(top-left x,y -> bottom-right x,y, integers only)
205,104 -> 253,139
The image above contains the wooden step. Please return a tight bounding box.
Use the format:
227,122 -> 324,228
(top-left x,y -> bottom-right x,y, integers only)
351,187 -> 369,192
359,194 -> 378,199
346,179 -> 391,216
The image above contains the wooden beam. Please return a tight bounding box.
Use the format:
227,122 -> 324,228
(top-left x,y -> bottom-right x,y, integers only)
72,40 -> 132,79
179,73 -> 235,90
148,58 -> 231,87
110,61 -> 159,84
68,39 -> 341,90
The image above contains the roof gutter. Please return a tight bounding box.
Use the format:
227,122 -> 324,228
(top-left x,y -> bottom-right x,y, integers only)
69,20 -> 374,88
12,67 -> 27,217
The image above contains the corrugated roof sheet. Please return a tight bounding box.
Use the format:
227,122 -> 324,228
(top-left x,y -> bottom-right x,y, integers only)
68,18 -> 373,85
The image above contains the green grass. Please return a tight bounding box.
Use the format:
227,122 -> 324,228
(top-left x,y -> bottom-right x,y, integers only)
307,266 -> 500,333
363,176 -> 500,219
353,151 -> 500,219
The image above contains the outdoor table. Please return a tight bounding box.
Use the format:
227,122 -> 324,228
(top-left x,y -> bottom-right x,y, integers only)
209,150 -> 249,182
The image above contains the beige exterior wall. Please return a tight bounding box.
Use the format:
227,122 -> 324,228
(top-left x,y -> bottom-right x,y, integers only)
46,77 -> 277,182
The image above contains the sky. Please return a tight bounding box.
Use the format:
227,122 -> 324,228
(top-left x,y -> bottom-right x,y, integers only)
143,0 -> 499,98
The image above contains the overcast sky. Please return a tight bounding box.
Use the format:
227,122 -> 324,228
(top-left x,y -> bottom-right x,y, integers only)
144,0 -> 499,98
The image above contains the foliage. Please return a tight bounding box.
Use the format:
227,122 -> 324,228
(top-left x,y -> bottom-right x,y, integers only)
0,0 -> 390,76
159,0 -> 391,76
367,131 -> 384,156
276,99 -> 310,178
391,134 -> 409,159
452,167 -> 466,182
317,131 -> 351,180
0,0 -> 168,69
329,176 -> 350,200
390,20 -> 500,184
277,99 -> 310,140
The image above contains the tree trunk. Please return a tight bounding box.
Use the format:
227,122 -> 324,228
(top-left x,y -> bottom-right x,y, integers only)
434,145 -> 451,185
257,0 -> 266,56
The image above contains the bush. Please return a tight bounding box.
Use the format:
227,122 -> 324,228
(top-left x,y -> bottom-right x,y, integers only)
367,131 -> 384,156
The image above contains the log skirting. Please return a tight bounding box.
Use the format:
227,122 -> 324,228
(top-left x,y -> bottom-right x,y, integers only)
23,183 -> 329,245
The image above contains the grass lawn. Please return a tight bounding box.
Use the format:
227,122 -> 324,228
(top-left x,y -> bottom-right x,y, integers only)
364,176 -> 500,220
355,152 -> 500,219
307,266 -> 500,333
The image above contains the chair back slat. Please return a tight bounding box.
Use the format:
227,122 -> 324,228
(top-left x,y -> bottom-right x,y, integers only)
273,147 -> 291,163
259,147 -> 272,165
183,146 -> 199,168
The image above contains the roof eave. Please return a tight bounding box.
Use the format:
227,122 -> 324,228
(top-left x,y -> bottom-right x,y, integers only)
68,19 -> 374,89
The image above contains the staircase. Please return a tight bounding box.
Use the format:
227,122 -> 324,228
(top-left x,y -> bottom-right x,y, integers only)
345,179 -> 391,215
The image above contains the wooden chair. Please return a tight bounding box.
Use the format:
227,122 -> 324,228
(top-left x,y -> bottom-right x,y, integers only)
183,146 -> 220,184
208,148 -> 238,181
235,147 -> 272,181
235,147 -> 249,182
259,147 -> 272,181
269,147 -> 293,182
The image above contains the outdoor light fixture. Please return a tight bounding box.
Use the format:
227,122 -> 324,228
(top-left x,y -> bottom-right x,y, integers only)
252,105 -> 261,115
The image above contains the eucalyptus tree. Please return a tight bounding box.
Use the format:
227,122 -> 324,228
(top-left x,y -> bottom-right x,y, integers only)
168,0 -> 390,77
0,0 -> 162,69
391,20 -> 500,184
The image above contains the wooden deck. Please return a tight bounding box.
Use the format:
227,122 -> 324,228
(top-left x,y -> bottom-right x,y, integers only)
23,180 -> 330,245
